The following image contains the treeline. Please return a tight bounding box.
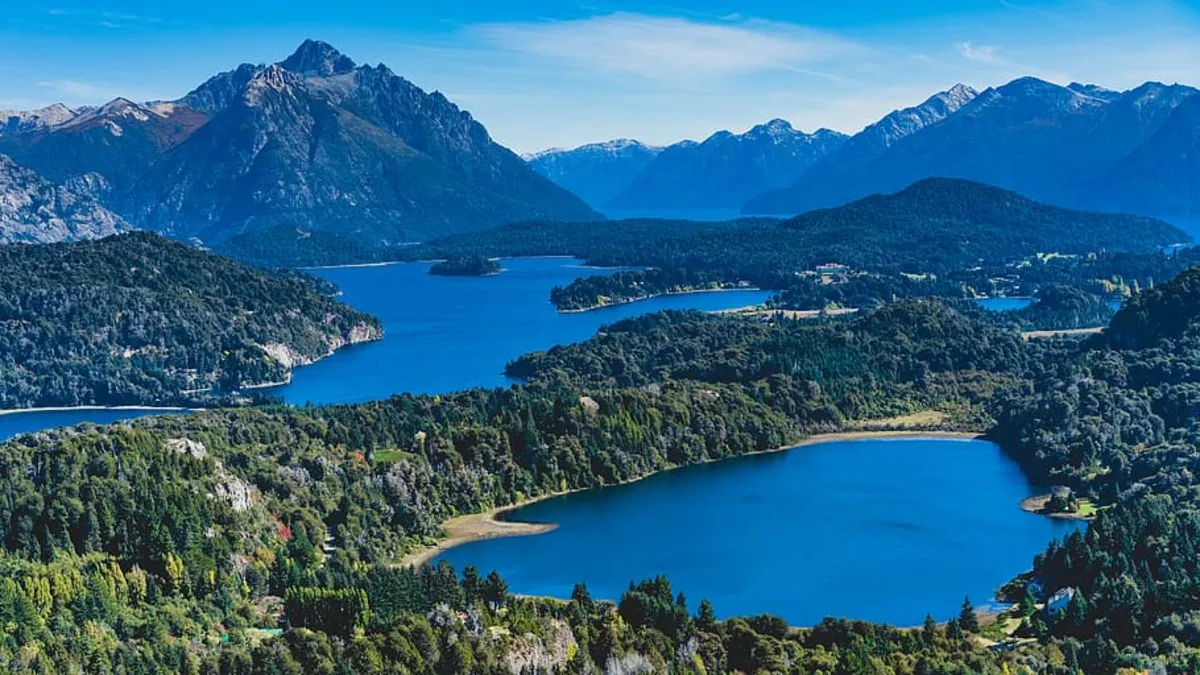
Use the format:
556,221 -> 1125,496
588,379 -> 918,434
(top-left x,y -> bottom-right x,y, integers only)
0,232 -> 381,409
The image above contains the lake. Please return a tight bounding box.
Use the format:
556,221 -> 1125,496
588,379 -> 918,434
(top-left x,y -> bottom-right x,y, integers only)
436,437 -> 1081,626
976,297 -> 1033,312
274,258 -> 772,405
976,297 -> 1123,312
0,258 -> 771,439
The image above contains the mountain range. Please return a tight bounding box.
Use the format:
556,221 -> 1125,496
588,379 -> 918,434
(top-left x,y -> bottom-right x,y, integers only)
0,40 -> 598,246
526,140 -> 662,208
531,78 -> 1200,224
531,121 -> 849,211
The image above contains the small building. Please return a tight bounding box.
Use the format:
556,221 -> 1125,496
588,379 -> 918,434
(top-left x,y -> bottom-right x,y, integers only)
1045,587 -> 1076,617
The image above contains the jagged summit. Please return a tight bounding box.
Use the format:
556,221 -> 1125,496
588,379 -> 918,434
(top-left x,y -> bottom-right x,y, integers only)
280,39 -> 357,77
1068,82 -> 1120,102
941,84 -> 978,106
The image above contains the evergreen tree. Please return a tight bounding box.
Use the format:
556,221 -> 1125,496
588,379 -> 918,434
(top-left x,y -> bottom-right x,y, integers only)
959,596 -> 980,633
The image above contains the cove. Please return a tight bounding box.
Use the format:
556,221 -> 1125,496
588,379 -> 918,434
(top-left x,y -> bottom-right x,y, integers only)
435,437 -> 1081,627
274,258 -> 772,405
0,408 -> 178,443
0,258 -> 771,440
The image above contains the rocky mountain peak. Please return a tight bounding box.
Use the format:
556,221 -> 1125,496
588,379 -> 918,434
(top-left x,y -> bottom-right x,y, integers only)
243,64 -> 302,105
941,84 -> 979,107
280,39 -> 357,77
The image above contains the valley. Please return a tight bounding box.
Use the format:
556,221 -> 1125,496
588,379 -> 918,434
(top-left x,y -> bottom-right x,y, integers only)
3,20 -> 1200,675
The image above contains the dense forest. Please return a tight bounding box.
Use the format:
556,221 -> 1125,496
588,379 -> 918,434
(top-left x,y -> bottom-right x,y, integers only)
3,261 -> 1200,672
429,257 -> 502,277
213,227 -> 404,269
0,232 -> 381,409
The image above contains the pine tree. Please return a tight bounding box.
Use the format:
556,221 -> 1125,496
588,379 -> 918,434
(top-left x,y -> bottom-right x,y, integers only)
922,613 -> 938,646
959,596 -> 980,633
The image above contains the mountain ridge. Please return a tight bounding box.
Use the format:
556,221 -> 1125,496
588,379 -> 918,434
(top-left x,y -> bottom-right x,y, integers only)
604,119 -> 848,210
0,39 -> 600,245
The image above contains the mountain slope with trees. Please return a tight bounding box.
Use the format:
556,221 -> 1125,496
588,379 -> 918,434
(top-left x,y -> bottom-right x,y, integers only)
0,232 -> 380,408
2,265 -> 1200,672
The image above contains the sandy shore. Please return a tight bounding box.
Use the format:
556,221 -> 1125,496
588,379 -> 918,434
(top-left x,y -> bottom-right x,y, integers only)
401,429 -> 985,567
0,405 -> 195,417
400,502 -> 559,568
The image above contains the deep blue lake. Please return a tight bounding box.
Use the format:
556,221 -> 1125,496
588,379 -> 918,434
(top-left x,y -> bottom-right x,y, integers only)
436,437 -> 1081,626
0,258 -> 771,439
274,258 -> 771,405
976,297 -> 1124,312
976,297 -> 1033,312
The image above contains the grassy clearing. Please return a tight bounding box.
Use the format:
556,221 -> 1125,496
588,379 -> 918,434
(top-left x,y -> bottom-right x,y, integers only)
1075,498 -> 1100,518
852,410 -> 948,430
372,449 -> 419,464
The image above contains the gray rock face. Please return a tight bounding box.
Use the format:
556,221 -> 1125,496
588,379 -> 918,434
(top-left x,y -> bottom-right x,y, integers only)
0,40 -> 600,246
608,120 -> 848,210
0,154 -> 127,243
0,104 -> 79,135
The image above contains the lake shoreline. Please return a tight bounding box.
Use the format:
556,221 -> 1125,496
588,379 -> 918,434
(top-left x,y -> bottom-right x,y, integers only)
558,286 -> 766,314
0,404 -> 196,417
402,429 -> 984,568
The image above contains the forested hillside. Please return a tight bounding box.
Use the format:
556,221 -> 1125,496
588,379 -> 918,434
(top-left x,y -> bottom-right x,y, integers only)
417,178 -> 1189,313
2,264 -> 1200,672
0,232 -> 380,409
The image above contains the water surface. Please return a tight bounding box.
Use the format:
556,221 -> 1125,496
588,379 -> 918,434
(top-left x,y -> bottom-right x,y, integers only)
276,258 -> 771,404
0,258 -> 771,437
437,437 -> 1080,626
0,408 -> 177,442
975,297 -> 1033,312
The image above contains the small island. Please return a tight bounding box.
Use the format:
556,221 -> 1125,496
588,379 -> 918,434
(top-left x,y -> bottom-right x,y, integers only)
429,256 -> 502,277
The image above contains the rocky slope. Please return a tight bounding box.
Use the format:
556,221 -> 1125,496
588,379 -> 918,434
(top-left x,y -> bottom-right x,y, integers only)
0,40 -> 599,248
0,154 -> 127,243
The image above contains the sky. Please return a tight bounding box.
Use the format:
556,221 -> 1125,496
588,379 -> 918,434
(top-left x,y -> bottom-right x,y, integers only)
4,0 -> 1200,153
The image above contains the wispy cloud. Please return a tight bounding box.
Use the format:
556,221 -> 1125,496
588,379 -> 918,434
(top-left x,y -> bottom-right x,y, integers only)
37,79 -> 121,99
468,13 -> 864,83
956,41 -> 1000,65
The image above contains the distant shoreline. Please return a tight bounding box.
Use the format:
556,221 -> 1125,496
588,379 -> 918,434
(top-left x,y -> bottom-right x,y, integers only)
558,286 -> 766,314
301,260 -> 408,270
401,429 -> 983,567
0,405 -> 195,417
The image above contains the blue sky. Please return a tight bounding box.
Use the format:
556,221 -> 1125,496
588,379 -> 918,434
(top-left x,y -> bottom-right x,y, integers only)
4,1 -> 1200,152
